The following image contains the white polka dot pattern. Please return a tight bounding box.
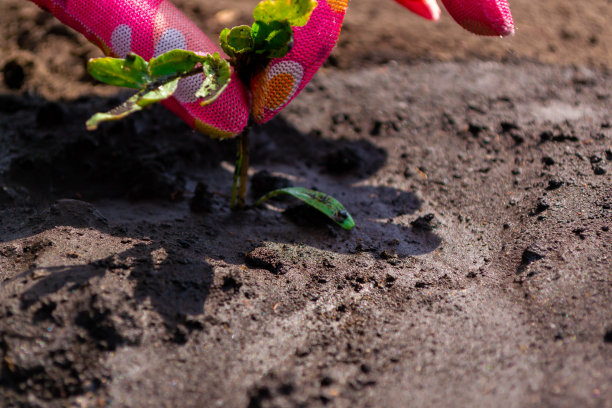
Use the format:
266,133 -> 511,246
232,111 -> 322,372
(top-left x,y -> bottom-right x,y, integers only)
153,28 -> 203,103
173,74 -> 204,103
154,28 -> 186,57
111,24 -> 132,58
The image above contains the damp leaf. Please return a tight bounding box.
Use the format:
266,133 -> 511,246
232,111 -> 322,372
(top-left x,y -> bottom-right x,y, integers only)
256,187 -> 355,230
253,0 -> 317,27
87,53 -> 150,89
196,53 -> 232,105
86,97 -> 142,130
137,78 -> 180,105
86,78 -> 179,130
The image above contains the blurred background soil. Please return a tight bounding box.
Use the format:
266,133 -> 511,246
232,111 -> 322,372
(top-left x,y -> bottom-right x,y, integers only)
0,1 -> 610,407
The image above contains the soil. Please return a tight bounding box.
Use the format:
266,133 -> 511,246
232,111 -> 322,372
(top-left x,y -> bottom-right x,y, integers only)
1,0 -> 611,407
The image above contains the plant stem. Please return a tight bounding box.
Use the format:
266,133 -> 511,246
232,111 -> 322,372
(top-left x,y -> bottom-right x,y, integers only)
237,126 -> 250,208
231,126 -> 250,209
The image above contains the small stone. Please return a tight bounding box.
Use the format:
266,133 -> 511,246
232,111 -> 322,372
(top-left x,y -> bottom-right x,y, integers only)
572,228 -> 587,240
500,121 -> 520,133
593,165 -> 606,175
589,155 -> 602,164
468,122 -> 486,137
517,244 -> 545,274
370,120 -> 383,136
410,213 -> 436,231
546,179 -> 564,190
531,198 -> 550,215
540,130 -> 553,142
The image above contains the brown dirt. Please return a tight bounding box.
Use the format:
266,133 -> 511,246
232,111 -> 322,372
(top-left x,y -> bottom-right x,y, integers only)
1,1 -> 611,407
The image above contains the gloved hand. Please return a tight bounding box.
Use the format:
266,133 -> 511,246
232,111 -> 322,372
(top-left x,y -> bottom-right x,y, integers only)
395,0 -> 514,36
28,0 -> 514,138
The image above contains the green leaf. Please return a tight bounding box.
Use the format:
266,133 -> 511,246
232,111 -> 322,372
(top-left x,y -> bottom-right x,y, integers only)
256,187 -> 355,230
252,21 -> 293,58
149,51 -> 231,105
228,26 -> 254,52
86,78 -> 179,130
87,50 -> 232,129
220,25 -> 253,58
87,53 -> 150,89
219,28 -> 234,58
138,78 -> 180,106
149,49 -> 209,78
86,93 -> 143,130
195,53 -> 232,106
253,0 -> 317,27
124,53 -> 149,74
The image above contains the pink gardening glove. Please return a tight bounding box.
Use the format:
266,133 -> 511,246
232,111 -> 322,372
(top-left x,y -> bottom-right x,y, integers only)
395,0 -> 515,36
394,0 -> 441,21
29,0 -> 512,139
27,0 -> 348,137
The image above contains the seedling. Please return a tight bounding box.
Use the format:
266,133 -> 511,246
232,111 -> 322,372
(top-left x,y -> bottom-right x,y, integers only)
86,0 -> 355,230
86,51 -> 231,130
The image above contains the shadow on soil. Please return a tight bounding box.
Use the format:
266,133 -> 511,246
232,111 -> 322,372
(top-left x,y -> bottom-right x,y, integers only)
0,91 -> 441,332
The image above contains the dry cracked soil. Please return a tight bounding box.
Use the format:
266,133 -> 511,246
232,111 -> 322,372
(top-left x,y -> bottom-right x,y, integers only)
0,0 -> 611,407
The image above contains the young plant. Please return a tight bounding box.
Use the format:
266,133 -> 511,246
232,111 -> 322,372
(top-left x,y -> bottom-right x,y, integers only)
85,0 -> 355,230
86,51 -> 231,130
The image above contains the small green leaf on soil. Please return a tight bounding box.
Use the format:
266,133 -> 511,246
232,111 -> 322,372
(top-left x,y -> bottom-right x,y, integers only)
256,187 -> 355,230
